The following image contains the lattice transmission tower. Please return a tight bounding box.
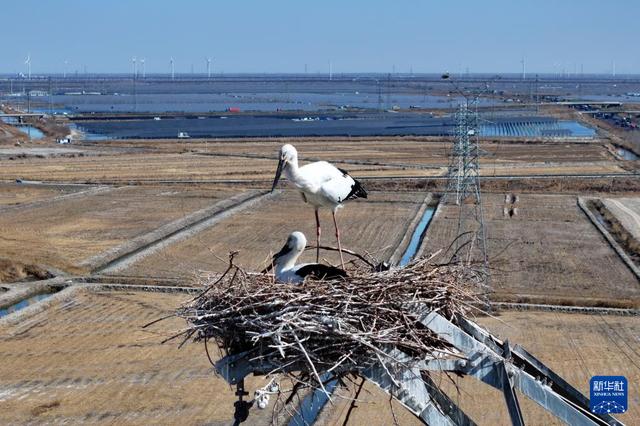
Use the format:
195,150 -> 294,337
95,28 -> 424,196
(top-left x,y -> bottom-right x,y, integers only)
443,102 -> 489,281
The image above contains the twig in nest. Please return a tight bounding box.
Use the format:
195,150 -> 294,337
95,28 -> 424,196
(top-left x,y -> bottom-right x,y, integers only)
174,251 -> 483,419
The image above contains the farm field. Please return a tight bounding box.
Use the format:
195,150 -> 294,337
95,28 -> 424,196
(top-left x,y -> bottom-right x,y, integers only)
0,288 -> 286,425
117,190 -> 427,278
0,183 -> 89,207
0,185 -> 236,274
0,151 -> 440,183
0,138 -> 626,186
484,161 -> 626,176
98,137 -> 614,168
422,193 -> 640,307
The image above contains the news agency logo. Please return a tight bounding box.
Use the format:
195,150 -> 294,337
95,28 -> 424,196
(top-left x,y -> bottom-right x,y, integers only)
590,376 -> 627,414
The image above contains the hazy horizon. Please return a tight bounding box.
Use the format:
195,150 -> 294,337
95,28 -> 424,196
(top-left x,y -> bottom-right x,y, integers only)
2,0 -> 638,75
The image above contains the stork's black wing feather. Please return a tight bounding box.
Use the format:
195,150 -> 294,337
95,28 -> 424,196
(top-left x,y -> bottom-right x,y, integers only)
296,264 -> 348,281
337,167 -> 368,201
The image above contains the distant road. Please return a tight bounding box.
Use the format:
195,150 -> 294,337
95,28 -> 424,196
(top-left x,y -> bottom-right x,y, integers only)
0,113 -> 47,118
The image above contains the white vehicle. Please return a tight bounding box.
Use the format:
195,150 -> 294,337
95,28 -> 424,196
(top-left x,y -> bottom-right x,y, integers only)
177,132 -> 190,139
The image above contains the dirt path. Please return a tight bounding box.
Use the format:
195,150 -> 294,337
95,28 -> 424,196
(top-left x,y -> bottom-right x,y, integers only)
603,198 -> 640,241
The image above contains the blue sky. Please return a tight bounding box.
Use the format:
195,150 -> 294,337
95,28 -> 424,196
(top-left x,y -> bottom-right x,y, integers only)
2,0 -> 638,74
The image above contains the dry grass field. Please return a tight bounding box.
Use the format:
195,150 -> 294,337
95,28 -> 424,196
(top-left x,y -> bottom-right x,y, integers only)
0,137 -> 625,186
0,288 -> 286,425
0,183 -> 87,207
483,161 -> 626,176
0,151 -> 440,183
98,137 -> 614,168
423,193 -> 640,307
118,190 -> 427,278
0,185 -> 235,274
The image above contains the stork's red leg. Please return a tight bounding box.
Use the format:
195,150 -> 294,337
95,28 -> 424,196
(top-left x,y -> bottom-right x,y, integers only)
332,210 -> 345,269
315,209 -> 321,263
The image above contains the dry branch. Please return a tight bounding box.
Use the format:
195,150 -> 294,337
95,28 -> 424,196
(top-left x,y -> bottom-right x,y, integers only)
176,252 -> 484,407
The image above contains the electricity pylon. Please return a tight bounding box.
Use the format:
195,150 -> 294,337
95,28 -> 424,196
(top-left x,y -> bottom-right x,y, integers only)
443,102 -> 490,284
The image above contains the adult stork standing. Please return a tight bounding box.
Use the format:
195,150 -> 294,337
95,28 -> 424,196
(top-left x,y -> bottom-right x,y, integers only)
271,144 -> 367,267
271,231 -> 347,284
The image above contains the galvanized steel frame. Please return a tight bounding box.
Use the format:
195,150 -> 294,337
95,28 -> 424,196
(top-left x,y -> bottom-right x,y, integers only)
214,311 -> 624,426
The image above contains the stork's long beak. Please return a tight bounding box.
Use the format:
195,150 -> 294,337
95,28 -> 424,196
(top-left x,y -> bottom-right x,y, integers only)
271,158 -> 284,192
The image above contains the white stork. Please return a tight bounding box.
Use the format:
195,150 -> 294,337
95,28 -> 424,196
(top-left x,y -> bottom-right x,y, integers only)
271,144 -> 367,267
272,231 -> 347,284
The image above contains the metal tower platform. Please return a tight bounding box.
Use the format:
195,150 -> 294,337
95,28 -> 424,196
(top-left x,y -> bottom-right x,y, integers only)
215,310 -> 623,426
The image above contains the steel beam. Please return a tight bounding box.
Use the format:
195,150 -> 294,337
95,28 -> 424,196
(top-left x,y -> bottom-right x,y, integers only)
212,311 -> 625,426
497,362 -> 525,426
363,363 -> 475,426
420,312 -> 623,426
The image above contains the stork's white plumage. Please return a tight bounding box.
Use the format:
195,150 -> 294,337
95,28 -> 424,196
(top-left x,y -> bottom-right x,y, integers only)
271,144 -> 367,267
272,231 -> 347,284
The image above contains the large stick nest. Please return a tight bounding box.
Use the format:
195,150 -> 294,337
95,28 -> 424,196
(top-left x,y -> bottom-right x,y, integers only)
176,253 -> 483,390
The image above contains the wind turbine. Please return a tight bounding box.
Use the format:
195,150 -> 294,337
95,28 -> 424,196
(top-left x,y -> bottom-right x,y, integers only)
132,56 -> 137,78
206,57 -> 212,78
141,58 -> 146,78
170,57 -> 175,80
63,60 -> 68,78
612,60 -> 616,77
25,54 -> 31,80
